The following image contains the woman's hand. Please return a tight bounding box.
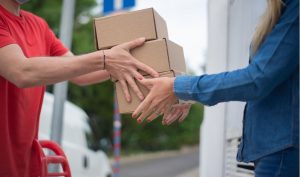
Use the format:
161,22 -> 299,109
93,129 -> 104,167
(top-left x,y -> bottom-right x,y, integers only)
162,103 -> 191,126
105,37 -> 159,102
132,77 -> 178,123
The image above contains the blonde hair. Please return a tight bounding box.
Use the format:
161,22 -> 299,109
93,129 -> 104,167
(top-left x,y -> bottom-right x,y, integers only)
252,0 -> 283,55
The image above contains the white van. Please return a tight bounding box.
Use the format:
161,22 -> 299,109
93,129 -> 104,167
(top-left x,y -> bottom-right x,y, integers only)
39,92 -> 113,177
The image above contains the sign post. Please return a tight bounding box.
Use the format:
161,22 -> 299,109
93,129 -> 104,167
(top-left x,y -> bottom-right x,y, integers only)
51,0 -> 75,147
103,1 -> 135,176
49,0 -> 75,173
113,95 -> 122,177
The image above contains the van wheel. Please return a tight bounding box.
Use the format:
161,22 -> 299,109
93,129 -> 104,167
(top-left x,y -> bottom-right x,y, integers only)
107,174 -> 112,177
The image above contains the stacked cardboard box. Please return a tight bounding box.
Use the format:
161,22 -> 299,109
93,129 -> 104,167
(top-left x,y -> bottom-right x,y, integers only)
94,8 -> 186,113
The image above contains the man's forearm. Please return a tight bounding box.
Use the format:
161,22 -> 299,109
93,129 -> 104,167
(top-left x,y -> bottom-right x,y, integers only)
62,51 -> 111,86
70,70 -> 110,86
19,51 -> 104,87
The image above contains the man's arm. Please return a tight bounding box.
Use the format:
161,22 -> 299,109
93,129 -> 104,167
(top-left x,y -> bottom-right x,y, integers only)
0,38 -> 159,102
63,51 -> 110,86
0,44 -> 104,88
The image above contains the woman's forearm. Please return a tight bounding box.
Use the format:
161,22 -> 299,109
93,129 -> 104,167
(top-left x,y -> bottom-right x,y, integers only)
174,8 -> 298,106
173,70 -> 257,106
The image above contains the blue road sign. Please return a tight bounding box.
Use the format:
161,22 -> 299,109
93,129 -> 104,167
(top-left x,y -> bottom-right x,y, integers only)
103,0 -> 135,14
123,0 -> 135,9
103,0 -> 114,14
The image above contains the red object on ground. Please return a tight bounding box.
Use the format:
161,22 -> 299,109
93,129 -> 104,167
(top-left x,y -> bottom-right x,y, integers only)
33,139 -> 72,177
0,5 -> 68,177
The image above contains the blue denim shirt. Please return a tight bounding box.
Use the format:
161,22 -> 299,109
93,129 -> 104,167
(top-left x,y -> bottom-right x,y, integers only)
174,0 -> 299,162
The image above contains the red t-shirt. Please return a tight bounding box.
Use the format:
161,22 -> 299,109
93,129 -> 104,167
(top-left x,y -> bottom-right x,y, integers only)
0,5 -> 68,177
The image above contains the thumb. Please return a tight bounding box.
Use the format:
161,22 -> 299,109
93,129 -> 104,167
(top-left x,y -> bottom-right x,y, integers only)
122,37 -> 146,50
138,78 -> 153,89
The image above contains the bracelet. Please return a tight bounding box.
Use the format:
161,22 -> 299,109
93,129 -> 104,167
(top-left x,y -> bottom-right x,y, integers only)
102,50 -> 106,70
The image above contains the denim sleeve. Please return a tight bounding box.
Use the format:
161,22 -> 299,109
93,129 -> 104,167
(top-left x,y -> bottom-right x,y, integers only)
174,0 -> 299,106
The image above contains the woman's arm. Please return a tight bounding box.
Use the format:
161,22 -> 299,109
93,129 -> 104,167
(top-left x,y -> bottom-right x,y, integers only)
132,0 -> 298,122
175,3 -> 298,105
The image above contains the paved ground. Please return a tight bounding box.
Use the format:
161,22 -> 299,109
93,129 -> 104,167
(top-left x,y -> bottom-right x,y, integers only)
120,148 -> 199,177
176,168 -> 198,177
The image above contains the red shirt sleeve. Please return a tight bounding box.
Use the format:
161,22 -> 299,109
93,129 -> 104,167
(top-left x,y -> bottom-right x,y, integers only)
43,20 -> 69,56
0,17 -> 17,48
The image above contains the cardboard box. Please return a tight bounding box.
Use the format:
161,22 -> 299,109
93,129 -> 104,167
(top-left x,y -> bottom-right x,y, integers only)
131,38 -> 186,75
116,71 -> 179,114
94,8 -> 168,49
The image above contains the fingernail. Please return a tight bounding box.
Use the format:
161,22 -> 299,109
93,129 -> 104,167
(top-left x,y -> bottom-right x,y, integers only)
132,114 -> 136,119
140,37 -> 146,41
137,119 -> 141,123
147,119 -> 151,123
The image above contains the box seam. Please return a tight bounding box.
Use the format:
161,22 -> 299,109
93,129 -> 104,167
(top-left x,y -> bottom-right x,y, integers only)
151,8 -> 159,39
93,19 -> 100,50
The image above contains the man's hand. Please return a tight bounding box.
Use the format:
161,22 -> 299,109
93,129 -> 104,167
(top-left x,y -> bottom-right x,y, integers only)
105,37 -> 159,102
